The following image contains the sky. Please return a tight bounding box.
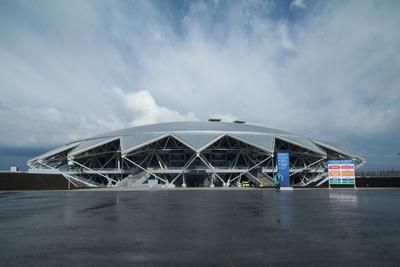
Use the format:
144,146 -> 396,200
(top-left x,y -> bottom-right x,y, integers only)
0,0 -> 399,170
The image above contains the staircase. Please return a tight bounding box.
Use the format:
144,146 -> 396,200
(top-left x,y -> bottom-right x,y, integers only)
315,175 -> 330,187
245,171 -> 275,188
116,171 -> 150,189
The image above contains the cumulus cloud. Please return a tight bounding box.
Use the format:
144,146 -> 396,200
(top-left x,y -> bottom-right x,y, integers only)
0,88 -> 199,146
109,87 -> 198,126
0,104 -> 123,146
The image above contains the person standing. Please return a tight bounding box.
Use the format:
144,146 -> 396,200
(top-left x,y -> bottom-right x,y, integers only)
275,171 -> 283,191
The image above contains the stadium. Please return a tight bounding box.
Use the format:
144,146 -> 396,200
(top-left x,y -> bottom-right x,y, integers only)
27,120 -> 365,188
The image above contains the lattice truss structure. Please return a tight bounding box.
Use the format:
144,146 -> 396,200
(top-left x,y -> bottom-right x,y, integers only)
28,122 -> 365,188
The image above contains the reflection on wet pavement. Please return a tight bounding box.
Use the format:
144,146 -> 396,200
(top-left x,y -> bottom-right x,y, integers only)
1,189 -> 400,266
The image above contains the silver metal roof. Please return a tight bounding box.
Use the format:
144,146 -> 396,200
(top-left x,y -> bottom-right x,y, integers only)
228,133 -> 274,153
171,132 -> 224,152
312,140 -> 366,163
121,133 -> 169,155
69,137 -> 119,157
27,142 -> 80,163
275,135 -> 326,155
32,121 -> 364,160
93,121 -> 291,138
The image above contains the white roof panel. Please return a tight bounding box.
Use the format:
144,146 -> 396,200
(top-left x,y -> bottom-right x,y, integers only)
172,132 -> 223,152
29,142 -> 80,162
91,121 -> 290,140
69,137 -> 119,157
229,133 -> 274,153
312,140 -> 365,160
120,133 -> 166,155
277,135 -> 327,155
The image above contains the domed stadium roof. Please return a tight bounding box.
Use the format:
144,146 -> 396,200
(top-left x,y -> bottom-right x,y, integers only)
30,121 -> 363,163
28,120 -> 365,188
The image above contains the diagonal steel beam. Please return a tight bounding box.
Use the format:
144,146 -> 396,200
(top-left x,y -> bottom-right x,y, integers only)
70,159 -> 117,184
230,155 -> 272,183
197,153 -> 225,184
37,160 -> 98,188
289,157 -> 326,177
170,153 -> 198,184
122,156 -> 168,184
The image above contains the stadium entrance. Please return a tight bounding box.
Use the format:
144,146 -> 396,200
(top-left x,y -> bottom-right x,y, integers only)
185,174 -> 211,187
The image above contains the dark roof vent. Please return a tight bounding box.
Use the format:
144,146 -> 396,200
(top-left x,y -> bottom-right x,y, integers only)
208,118 -> 221,122
233,120 -> 246,124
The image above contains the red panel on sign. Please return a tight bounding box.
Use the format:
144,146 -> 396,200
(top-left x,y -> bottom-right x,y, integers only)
341,165 -> 354,169
328,165 -> 340,170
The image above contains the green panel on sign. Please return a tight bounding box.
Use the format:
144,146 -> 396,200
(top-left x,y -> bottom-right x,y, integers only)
329,178 -> 355,185
329,178 -> 341,184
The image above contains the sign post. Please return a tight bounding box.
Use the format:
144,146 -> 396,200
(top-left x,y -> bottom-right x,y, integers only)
328,160 -> 356,188
277,152 -> 292,190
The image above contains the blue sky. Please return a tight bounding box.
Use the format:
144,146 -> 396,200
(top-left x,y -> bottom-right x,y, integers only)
0,0 -> 399,170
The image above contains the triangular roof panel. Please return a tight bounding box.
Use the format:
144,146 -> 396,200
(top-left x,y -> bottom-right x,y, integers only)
120,133 -> 166,155
29,142 -> 80,162
277,135 -> 326,155
312,140 -> 365,162
69,137 -> 119,157
229,133 -> 274,153
172,132 -> 223,152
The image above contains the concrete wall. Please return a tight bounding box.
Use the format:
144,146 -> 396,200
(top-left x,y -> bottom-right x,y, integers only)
1,172 -> 400,190
0,172 -> 79,190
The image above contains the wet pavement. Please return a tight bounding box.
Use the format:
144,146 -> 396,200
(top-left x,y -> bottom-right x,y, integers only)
1,189 -> 400,266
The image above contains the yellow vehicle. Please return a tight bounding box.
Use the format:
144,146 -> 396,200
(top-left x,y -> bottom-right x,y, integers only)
241,181 -> 250,187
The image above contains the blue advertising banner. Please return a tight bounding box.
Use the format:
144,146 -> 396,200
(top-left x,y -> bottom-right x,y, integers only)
277,152 -> 290,187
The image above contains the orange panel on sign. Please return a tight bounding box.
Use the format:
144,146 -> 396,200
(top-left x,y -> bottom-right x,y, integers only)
329,171 -> 341,176
341,171 -> 355,177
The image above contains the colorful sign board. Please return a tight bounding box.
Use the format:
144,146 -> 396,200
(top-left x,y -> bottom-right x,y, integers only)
277,152 -> 290,187
328,160 -> 355,185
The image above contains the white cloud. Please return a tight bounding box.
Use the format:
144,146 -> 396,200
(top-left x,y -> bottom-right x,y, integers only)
0,104 -> 123,146
0,88 -> 199,146
109,87 -> 198,126
290,0 -> 306,10
278,20 -> 295,50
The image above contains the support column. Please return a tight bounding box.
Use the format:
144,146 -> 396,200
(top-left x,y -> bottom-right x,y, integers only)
272,154 -> 275,179
210,174 -> 215,187
182,173 -> 187,188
